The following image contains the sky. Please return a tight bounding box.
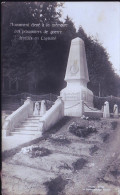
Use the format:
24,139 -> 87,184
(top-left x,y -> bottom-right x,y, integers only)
60,2 -> 120,76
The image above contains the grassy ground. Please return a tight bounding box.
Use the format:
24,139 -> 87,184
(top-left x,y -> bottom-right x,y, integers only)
2,117 -> 120,195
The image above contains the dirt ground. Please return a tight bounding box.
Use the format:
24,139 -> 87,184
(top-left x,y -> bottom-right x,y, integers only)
2,117 -> 120,195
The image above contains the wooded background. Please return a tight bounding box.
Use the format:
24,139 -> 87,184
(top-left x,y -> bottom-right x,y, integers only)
1,2 -> 120,97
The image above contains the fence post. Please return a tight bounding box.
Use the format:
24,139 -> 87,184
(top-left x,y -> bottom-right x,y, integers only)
113,104 -> 119,118
103,101 -> 110,118
24,97 -> 33,115
40,100 -> 46,116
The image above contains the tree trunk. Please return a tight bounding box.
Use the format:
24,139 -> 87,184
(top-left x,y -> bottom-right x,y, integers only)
16,79 -> 19,91
2,79 -> 5,91
99,82 -> 101,97
8,80 -> 11,90
34,82 -> 37,89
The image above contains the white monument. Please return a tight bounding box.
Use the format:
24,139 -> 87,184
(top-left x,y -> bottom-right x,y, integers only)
103,101 -> 110,118
60,37 -> 93,116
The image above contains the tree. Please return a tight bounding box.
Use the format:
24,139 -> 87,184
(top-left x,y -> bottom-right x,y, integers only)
77,26 -> 120,96
2,2 -> 119,96
2,2 -> 65,93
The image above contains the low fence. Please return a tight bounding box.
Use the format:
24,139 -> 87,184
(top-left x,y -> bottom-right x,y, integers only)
2,93 -> 120,113
93,95 -> 120,112
31,100 -> 54,112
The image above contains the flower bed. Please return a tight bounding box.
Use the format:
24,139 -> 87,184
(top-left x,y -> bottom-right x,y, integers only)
68,121 -> 97,138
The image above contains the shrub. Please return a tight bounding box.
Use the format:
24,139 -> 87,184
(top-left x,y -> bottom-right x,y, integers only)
69,122 -> 97,138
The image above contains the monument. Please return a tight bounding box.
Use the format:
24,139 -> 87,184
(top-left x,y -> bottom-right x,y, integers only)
60,37 -> 94,116
113,104 -> 119,118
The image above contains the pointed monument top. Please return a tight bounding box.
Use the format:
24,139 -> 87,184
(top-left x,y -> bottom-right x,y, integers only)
65,37 -> 89,83
72,37 -> 84,43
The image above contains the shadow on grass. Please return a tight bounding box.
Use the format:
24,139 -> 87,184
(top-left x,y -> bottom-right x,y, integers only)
89,145 -> 99,155
111,121 -> 118,130
50,137 -> 71,145
72,158 -> 88,171
44,176 -> 67,195
110,169 -> 120,178
44,116 -> 72,135
100,133 -> 109,142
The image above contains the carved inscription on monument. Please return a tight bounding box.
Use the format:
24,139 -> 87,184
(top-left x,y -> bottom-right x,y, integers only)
65,93 -> 80,101
69,60 -> 79,75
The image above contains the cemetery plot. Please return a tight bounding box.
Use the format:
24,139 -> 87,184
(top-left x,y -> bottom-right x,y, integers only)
2,117 -> 120,195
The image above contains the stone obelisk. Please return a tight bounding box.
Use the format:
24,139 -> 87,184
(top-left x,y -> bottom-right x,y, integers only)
60,37 -> 93,116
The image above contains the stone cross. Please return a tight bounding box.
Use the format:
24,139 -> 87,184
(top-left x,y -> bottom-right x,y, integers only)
103,101 -> 110,118
113,104 -> 119,118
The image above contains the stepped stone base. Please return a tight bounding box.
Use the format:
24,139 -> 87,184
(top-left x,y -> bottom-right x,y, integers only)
60,81 -> 94,117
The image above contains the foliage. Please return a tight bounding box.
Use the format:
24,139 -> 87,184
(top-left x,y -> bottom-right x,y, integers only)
1,2 -> 120,96
93,95 -> 120,112
69,122 -> 97,138
77,26 -> 119,96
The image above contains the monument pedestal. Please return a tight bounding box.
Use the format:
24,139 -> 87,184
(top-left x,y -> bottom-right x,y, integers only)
60,37 -> 94,117
60,80 -> 93,116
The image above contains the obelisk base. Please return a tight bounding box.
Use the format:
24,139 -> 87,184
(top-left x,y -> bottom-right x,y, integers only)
64,100 -> 83,117
60,83 -> 94,117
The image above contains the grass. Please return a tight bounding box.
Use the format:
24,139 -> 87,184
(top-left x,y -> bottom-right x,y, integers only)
44,116 -> 72,135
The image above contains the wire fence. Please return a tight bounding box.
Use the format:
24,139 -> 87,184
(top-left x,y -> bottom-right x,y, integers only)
2,93 -> 120,113
2,92 -> 58,104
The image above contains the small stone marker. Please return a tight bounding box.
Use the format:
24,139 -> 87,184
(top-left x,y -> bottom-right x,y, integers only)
40,100 -> 46,116
103,101 -> 110,118
33,101 -> 39,116
113,104 -> 119,118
